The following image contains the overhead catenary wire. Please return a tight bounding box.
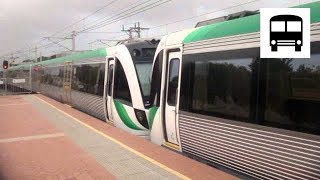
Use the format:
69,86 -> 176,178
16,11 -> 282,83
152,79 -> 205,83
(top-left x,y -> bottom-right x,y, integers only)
49,0 -> 120,37
88,33 -> 129,49
29,0 -> 120,54
79,0 -> 172,33
79,31 -> 124,34
1,0 -> 172,59
83,0 -> 171,32
43,0 -> 257,50
1,0 -> 259,60
150,0 -> 259,30
0,0 -> 120,59
1,0 -> 168,58
78,0 -> 156,32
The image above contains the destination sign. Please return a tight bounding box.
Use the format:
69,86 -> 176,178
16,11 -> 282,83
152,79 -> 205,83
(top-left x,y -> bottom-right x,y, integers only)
12,79 -> 26,84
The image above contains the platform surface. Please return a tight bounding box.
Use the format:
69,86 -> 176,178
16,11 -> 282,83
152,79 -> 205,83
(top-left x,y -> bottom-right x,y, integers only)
0,94 -> 236,180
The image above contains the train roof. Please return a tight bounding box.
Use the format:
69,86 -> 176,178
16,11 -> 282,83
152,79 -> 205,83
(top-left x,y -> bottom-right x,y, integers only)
7,64 -> 32,70
7,48 -> 107,70
6,39 -> 161,71
181,1 -> 320,44
33,48 -> 107,66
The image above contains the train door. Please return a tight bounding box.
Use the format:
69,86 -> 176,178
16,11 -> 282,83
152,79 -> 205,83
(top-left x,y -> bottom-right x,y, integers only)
164,50 -> 181,146
63,61 -> 72,104
106,58 -> 115,123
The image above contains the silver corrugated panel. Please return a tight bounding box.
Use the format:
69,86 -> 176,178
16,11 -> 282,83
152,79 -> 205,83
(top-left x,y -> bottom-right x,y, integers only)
183,33 -> 260,55
38,84 -> 105,120
179,112 -> 320,180
31,82 -> 40,92
40,84 -> 63,102
71,90 -> 105,120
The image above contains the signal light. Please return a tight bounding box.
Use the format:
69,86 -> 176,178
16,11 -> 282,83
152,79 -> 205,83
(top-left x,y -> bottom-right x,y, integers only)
3,60 -> 8,69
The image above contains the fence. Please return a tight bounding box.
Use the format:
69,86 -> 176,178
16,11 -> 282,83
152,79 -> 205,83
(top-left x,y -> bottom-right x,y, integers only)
0,78 -> 32,96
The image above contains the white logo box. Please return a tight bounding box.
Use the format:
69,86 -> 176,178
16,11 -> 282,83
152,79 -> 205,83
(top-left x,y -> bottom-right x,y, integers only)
260,8 -> 310,58
12,79 -> 26,84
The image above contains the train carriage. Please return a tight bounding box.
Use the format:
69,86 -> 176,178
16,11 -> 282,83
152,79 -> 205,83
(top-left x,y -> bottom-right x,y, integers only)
32,49 -> 107,120
149,2 -> 320,179
104,39 -> 159,137
5,39 -> 159,137
4,64 -> 32,94
2,1 -> 320,178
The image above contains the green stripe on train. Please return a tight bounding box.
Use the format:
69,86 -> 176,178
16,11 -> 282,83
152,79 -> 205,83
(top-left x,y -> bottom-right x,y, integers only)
114,100 -> 143,130
183,1 -> 320,44
33,48 -> 108,66
9,48 -> 108,70
148,106 -> 158,130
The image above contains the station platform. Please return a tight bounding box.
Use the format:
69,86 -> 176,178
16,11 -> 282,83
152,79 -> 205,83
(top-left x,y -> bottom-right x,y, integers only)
0,94 -> 236,180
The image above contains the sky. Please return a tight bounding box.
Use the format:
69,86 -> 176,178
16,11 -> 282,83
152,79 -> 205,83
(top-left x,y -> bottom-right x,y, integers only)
0,0 -> 317,63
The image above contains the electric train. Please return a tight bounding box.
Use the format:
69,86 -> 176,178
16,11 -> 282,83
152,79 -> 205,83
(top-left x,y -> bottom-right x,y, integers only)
5,39 -> 159,138
1,1 -> 320,179
148,1 -> 320,179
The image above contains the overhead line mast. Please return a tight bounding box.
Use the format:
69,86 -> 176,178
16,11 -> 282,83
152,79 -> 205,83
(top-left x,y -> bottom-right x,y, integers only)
122,22 -> 149,39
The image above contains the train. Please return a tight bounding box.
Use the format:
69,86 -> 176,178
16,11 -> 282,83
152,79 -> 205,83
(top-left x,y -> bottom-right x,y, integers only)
5,39 -> 159,138
2,1 -> 320,179
148,1 -> 320,179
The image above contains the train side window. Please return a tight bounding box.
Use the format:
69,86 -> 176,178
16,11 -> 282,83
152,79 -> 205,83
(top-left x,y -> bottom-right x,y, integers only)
150,50 -> 163,107
167,58 -> 180,106
180,49 -> 259,122
114,59 -> 132,104
43,66 -> 63,87
97,64 -> 105,96
72,63 -> 103,96
263,53 -> 320,135
180,42 -> 320,135
107,64 -> 114,96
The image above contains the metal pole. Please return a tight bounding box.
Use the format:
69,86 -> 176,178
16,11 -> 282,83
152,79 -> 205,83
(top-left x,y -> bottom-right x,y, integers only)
35,46 -> 37,62
137,22 -> 141,38
129,28 -> 133,39
72,31 -> 76,51
4,78 -> 7,95
29,64 -> 32,93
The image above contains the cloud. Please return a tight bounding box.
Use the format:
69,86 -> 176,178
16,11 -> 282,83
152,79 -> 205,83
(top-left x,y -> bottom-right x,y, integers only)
0,0 -> 317,61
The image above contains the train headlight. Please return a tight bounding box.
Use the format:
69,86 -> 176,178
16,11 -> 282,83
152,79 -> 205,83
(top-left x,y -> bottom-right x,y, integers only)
133,49 -> 141,57
134,109 -> 149,129
271,40 -> 276,45
296,40 -> 302,45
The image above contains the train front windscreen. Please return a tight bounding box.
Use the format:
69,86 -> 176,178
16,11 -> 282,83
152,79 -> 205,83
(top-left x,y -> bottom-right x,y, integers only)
126,40 -> 159,107
134,48 -> 156,106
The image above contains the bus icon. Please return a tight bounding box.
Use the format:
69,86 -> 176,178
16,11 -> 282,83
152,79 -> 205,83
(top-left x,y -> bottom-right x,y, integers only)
270,15 -> 303,52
